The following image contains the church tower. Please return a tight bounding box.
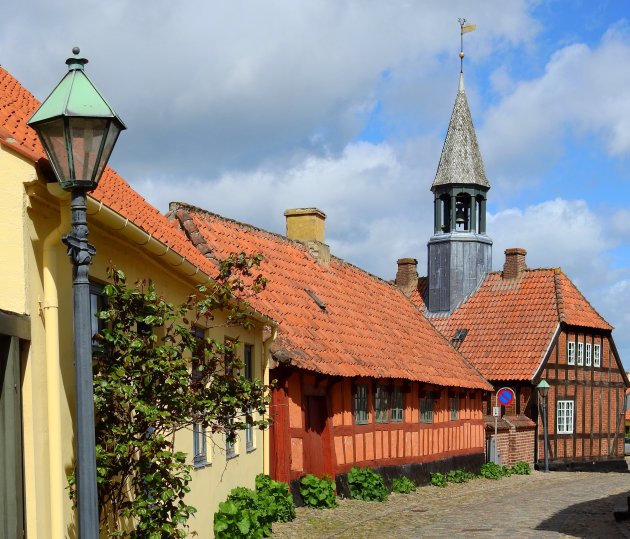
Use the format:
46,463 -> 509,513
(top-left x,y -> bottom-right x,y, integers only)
427,25 -> 492,313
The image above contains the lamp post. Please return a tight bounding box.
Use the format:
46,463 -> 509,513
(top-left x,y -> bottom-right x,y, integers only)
537,379 -> 550,473
28,48 -> 126,537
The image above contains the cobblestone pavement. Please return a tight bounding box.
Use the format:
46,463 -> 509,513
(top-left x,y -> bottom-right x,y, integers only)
272,469 -> 630,538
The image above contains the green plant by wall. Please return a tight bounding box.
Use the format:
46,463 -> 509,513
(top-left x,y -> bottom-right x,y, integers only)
299,474 -> 337,508
511,461 -> 532,475
347,467 -> 388,502
255,474 -> 296,522
391,476 -> 416,493
446,469 -> 475,483
430,472 -> 448,487
479,462 -> 511,480
214,487 -> 271,539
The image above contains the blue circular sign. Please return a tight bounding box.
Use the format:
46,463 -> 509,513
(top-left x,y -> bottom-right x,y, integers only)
497,388 -> 515,406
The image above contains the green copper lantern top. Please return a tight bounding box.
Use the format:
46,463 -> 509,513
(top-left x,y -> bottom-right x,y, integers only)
29,47 -> 126,127
27,48 -> 126,190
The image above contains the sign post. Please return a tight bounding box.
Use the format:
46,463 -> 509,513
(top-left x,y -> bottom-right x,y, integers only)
493,387 -> 515,464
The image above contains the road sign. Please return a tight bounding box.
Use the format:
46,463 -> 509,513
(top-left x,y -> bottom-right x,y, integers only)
493,406 -> 500,417
497,387 -> 515,407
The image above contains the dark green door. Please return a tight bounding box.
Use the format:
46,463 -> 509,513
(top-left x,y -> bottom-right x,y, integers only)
0,335 -> 24,539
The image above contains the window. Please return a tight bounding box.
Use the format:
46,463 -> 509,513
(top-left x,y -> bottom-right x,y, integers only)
354,384 -> 369,425
594,344 -> 601,367
193,423 -> 208,467
191,326 -> 205,383
557,400 -> 574,434
567,341 -> 575,365
244,344 -> 255,452
420,393 -> 434,424
391,387 -> 404,422
585,343 -> 592,367
374,385 -> 389,423
450,395 -> 459,421
577,342 -> 584,366
89,282 -> 106,347
226,420 -> 237,459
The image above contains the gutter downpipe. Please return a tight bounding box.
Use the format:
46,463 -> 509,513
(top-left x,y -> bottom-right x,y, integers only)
42,207 -> 68,538
262,327 -> 277,476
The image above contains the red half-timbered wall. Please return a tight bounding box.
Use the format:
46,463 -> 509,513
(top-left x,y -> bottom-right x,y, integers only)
270,368 -> 485,482
536,329 -> 626,463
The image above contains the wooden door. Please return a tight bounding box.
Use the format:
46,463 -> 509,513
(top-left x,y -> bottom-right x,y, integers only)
0,335 -> 24,539
303,396 -> 332,477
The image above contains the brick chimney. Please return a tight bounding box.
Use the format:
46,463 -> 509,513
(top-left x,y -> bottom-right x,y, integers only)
503,248 -> 527,279
284,208 -> 330,264
395,258 -> 418,295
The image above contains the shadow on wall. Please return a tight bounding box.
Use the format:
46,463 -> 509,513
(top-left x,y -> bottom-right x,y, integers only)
536,489 -> 630,538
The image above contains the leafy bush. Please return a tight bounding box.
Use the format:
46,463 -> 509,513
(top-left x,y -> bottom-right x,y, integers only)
299,474 -> 337,508
430,472 -> 448,487
479,462 -> 511,480
214,478 -> 296,539
214,487 -> 271,539
347,466 -> 388,502
446,469 -> 475,483
391,476 -> 416,493
255,474 -> 296,522
511,461 -> 532,475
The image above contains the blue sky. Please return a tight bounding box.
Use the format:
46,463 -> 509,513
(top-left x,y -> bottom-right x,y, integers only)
2,1 -> 630,366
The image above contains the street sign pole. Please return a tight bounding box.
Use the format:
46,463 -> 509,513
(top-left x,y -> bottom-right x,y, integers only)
493,388 -> 515,465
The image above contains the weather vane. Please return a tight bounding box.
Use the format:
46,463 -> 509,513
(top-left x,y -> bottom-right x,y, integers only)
458,18 -> 477,73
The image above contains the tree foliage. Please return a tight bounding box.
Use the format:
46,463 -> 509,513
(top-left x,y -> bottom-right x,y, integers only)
69,253 -> 271,537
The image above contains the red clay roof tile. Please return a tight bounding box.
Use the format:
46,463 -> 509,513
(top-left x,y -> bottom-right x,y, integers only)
171,204 -> 491,390
411,269 -> 612,381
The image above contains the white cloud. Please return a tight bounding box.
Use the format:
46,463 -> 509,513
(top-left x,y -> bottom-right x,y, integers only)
480,23 -> 630,199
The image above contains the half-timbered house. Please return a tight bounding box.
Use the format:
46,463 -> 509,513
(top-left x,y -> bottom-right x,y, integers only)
170,204 -> 492,492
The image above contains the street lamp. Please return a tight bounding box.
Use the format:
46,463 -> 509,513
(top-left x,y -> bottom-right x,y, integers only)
28,47 -> 126,537
537,379 -> 550,473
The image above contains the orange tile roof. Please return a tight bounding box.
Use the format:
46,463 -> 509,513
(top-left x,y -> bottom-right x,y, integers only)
410,269 -> 612,381
0,66 -> 214,276
170,204 -> 491,390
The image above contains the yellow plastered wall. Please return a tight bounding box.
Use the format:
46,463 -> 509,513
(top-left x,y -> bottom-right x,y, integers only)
2,145 -> 269,538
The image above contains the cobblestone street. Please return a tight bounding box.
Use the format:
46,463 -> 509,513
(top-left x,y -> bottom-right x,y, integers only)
272,469 -> 630,538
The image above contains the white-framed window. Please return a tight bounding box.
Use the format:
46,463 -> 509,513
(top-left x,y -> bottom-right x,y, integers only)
193,423 -> 208,467
594,343 -> 601,367
391,387 -> 404,422
244,344 -> 255,452
420,393 -> 435,424
556,400 -> 574,434
354,384 -> 369,424
577,342 -> 584,366
567,341 -> 575,365
585,343 -> 592,366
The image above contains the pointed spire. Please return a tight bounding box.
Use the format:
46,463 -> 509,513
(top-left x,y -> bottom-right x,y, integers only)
431,63 -> 489,190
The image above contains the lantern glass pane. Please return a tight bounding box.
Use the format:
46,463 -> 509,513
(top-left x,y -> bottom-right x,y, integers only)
36,120 -> 71,183
69,117 -> 109,184
92,121 -> 122,185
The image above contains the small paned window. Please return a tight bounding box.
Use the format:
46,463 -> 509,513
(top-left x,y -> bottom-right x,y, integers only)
585,343 -> 592,367
193,423 -> 208,467
567,341 -> 575,365
354,384 -> 369,425
594,344 -> 601,368
244,344 -> 255,452
577,342 -> 584,366
391,387 -> 404,422
557,400 -> 574,434
191,326 -> 205,383
374,385 -> 389,423
226,419 -> 237,459
420,394 -> 435,424
450,395 -> 459,421
89,282 -> 106,347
